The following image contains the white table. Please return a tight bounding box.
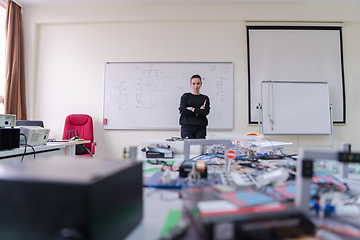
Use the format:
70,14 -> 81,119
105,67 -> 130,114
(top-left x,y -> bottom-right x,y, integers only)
0,140 -> 92,163
137,154 -> 197,162
0,143 -> 66,163
141,139 -> 202,155
47,140 -> 91,156
126,188 -> 183,240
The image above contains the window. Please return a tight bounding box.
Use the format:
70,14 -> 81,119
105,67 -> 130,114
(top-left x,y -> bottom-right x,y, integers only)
0,4 -> 5,113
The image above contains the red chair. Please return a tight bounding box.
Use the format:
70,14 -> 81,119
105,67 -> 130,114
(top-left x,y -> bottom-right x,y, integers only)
62,114 -> 96,156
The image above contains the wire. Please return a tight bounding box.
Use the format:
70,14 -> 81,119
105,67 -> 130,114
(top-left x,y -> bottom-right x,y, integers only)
84,146 -> 93,156
259,136 -> 292,159
67,129 -> 92,156
20,133 -> 36,162
214,153 -> 224,159
268,81 -> 274,130
263,136 -> 274,150
190,154 -> 204,161
66,129 -> 80,140
191,154 -> 216,161
19,133 -> 27,162
25,144 -> 35,159
146,160 -> 173,166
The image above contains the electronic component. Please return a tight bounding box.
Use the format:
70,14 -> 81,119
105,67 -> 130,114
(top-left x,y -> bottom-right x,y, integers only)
179,160 -> 207,178
142,144 -> 174,158
0,127 -> 20,150
143,171 -> 222,188
159,168 -> 179,184
0,114 -> 16,127
255,167 -> 290,186
338,152 -> 360,163
0,157 -> 143,240
182,186 -> 315,240
220,172 -> 254,186
302,160 -> 314,177
266,180 -> 319,201
19,126 -> 50,146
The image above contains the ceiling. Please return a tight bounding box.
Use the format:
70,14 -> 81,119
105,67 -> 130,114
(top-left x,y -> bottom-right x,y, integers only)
14,0 -> 360,7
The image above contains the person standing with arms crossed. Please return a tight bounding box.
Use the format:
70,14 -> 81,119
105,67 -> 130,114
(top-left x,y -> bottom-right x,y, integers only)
179,74 -> 210,139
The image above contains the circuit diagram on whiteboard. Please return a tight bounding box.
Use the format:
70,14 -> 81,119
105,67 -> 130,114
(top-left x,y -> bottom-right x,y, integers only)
103,62 -> 234,129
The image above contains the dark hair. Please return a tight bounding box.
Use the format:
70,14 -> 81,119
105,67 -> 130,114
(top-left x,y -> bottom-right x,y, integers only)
190,74 -> 202,82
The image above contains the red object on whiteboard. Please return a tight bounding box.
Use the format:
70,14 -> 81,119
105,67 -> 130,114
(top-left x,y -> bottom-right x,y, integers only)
226,150 -> 236,159
103,118 -> 107,125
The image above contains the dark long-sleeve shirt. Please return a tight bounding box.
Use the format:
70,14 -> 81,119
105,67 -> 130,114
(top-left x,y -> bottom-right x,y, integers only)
179,93 -> 210,127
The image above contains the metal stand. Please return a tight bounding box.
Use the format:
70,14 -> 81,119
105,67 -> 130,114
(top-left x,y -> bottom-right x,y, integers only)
184,139 -> 232,172
295,145 -> 354,214
339,142 -> 351,179
295,149 -> 338,214
129,146 -> 137,160
257,104 -> 334,150
257,103 -> 262,134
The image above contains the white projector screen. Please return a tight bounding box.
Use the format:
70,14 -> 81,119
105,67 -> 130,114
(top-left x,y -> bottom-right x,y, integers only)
247,26 -> 345,124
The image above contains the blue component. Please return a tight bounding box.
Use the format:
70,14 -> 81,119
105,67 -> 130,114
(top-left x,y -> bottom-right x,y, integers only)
309,200 -> 320,212
234,191 -> 276,206
325,204 -> 335,213
143,171 -> 223,188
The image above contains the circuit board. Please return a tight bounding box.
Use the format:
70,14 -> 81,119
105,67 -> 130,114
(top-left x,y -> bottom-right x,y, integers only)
143,171 -> 224,188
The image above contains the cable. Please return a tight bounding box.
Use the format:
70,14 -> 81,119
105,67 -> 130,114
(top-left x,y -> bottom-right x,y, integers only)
66,129 -> 80,140
20,133 -> 27,162
263,136 -> 275,151
146,160 -> 173,166
67,129 -> 93,156
191,154 -> 216,161
66,130 -> 72,140
190,154 -> 204,161
267,81 -> 274,130
72,129 -> 79,138
20,133 -> 36,161
25,144 -> 36,159
84,146 -> 93,156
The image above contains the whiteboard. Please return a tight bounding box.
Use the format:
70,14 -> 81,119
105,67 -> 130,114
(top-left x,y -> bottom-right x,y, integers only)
247,26 -> 345,124
261,81 -> 331,135
103,62 -> 233,130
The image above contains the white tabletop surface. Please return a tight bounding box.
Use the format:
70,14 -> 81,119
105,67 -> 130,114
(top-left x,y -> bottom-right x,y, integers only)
0,143 -> 66,158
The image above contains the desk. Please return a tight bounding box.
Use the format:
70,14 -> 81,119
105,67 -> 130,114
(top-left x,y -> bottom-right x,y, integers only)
127,187 -> 360,240
0,143 -> 65,163
141,139 -> 202,155
0,140 -> 92,163
137,154 -> 197,162
47,140 -> 91,156
126,188 -> 183,240
128,152 -> 360,240
141,138 -> 293,156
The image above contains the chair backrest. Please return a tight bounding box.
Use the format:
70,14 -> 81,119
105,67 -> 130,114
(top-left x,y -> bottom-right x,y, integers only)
62,114 -> 94,150
16,120 -> 44,128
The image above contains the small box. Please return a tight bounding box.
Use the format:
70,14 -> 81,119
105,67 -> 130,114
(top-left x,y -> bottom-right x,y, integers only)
20,126 -> 50,146
0,127 -> 20,150
141,139 -> 202,156
0,157 -> 143,240
0,114 -> 16,127
142,144 -> 175,158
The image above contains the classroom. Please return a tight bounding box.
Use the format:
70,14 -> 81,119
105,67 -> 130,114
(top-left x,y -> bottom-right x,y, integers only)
1,0 -> 360,239
18,0 -> 359,158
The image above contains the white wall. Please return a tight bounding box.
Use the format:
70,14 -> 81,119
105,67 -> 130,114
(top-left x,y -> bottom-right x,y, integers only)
22,2 -> 360,158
